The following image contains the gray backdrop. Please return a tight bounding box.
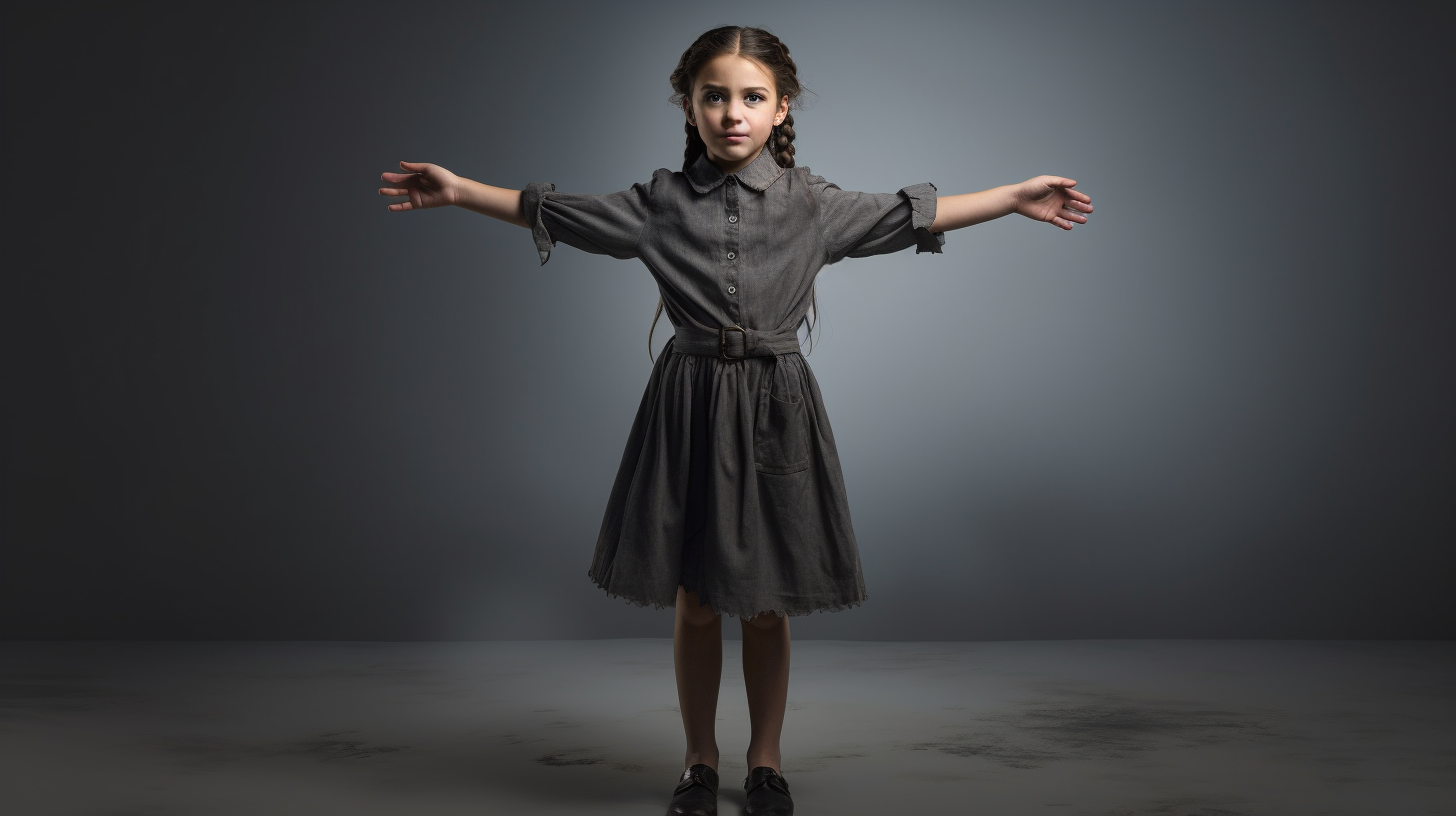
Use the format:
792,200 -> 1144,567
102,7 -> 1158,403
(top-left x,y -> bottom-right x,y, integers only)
4,1 -> 1450,640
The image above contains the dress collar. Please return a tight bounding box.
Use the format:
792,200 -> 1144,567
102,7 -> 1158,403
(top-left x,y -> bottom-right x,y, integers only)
685,145 -> 786,194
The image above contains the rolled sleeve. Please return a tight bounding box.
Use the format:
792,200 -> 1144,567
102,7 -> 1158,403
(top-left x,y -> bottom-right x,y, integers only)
520,179 -> 653,266
521,181 -> 557,265
898,182 -> 946,255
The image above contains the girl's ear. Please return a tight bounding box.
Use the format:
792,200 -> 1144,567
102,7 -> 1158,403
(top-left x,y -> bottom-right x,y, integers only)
683,100 -> 696,127
775,95 -> 789,125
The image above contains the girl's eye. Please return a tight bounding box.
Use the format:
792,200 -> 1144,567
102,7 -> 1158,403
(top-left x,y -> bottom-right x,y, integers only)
705,92 -> 724,103
746,94 -> 763,103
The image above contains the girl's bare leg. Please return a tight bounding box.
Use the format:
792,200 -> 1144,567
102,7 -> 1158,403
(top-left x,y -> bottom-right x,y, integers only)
674,585 -> 723,770
740,611 -> 790,772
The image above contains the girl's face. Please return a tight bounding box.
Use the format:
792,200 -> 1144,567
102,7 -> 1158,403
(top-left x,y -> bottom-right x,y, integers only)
684,54 -> 790,175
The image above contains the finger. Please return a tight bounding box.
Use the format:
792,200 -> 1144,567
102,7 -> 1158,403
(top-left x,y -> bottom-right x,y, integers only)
387,200 -> 415,212
381,171 -> 419,183
378,187 -> 410,196
399,160 -> 431,171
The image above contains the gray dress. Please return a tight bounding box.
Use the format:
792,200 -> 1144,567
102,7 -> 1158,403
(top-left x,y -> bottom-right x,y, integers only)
522,145 -> 944,618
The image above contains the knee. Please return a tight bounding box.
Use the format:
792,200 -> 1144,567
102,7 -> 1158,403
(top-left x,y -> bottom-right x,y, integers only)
680,603 -> 720,628
676,587 -> 721,628
741,611 -> 786,631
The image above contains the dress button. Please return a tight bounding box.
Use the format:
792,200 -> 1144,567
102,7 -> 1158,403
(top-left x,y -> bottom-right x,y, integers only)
728,286 -> 737,294
728,215 -> 738,223
727,252 -> 736,260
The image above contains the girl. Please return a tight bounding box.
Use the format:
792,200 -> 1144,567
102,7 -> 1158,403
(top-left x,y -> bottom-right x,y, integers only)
379,25 -> 1091,816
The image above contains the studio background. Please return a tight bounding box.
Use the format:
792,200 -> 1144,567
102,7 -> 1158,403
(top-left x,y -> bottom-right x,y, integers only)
4,1 -> 1450,641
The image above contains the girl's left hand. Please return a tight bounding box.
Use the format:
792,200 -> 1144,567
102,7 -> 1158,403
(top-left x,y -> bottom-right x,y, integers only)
1012,176 -> 1093,230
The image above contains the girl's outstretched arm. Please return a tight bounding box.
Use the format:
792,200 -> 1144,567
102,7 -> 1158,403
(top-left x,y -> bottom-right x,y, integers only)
931,176 -> 1092,232
378,161 -> 528,227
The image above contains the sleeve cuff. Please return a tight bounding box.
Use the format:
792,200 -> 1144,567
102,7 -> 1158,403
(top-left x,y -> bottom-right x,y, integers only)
521,181 -> 556,265
900,182 -> 946,254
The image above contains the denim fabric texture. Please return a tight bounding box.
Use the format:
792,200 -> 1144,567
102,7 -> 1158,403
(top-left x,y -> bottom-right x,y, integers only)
522,145 -> 944,618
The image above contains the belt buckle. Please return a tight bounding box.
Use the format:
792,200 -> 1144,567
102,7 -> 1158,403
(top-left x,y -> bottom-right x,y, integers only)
719,325 -> 746,361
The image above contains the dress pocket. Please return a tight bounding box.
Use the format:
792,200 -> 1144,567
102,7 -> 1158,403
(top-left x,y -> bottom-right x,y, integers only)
754,356 -> 811,475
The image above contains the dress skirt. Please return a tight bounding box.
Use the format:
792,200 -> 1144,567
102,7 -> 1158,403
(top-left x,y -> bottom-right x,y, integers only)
587,337 -> 868,618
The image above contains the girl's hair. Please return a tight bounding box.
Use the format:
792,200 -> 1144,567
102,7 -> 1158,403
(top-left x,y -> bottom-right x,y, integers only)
650,26 -> 818,362
668,25 -> 803,172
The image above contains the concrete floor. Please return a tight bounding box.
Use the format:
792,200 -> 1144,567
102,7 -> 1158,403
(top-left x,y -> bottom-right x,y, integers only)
0,640 -> 1451,816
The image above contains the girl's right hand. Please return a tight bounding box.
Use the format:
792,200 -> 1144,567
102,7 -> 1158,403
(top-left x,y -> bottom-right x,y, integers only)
379,161 -> 460,211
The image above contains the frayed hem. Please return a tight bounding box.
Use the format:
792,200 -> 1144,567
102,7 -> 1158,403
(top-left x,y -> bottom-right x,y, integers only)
586,570 -> 676,612
588,569 -> 867,619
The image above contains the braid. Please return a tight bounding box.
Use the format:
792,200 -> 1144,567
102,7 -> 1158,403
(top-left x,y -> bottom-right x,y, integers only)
682,120 -> 707,173
770,113 -> 796,169
763,36 -> 799,169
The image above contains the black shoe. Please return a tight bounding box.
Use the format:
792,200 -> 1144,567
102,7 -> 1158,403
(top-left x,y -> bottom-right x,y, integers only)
743,766 -> 792,815
666,763 -> 718,816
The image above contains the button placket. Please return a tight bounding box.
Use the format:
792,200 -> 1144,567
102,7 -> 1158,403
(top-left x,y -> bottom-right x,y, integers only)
724,177 -> 741,319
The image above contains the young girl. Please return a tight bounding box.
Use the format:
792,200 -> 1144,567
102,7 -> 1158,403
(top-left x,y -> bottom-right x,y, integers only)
379,25 -> 1090,816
